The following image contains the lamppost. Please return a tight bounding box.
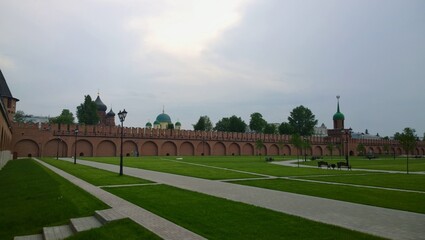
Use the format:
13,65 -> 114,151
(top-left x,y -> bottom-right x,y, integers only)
118,109 -> 127,176
74,128 -> 78,164
303,137 -> 307,162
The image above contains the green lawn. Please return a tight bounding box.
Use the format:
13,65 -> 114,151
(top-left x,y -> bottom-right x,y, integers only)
41,158 -> 152,186
106,184 -> 384,240
297,173 -> 425,192
234,178 -> 425,214
83,156 -> 261,179
0,159 -> 108,240
83,156 -> 358,178
301,157 -> 425,172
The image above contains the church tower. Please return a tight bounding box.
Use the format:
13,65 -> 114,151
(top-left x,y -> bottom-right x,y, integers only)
333,95 -> 345,130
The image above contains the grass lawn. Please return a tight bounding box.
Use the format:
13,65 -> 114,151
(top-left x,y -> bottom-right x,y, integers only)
0,159 -> 108,240
41,158 -> 152,186
67,218 -> 162,240
234,178 -> 425,214
83,156 -> 357,179
83,156 -> 261,179
106,184 -> 384,240
301,157 -> 425,172
297,173 -> 425,192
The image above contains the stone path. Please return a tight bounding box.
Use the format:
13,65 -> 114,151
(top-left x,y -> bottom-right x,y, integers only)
60,158 -> 425,240
33,158 -> 206,240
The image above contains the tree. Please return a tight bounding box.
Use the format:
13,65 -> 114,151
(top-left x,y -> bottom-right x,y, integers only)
288,105 -> 318,136
326,143 -> 334,160
249,112 -> 267,133
264,123 -> 277,134
302,138 -> 311,161
356,143 -> 366,156
290,134 -> 303,167
214,115 -> 247,133
14,110 -> 26,123
76,95 -> 99,125
255,139 -> 264,157
50,109 -> 75,124
167,123 -> 174,129
278,122 -> 293,135
193,116 -> 213,131
394,127 -> 417,174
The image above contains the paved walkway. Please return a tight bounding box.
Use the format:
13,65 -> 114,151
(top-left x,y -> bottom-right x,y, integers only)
34,159 -> 206,240
59,158 -> 425,240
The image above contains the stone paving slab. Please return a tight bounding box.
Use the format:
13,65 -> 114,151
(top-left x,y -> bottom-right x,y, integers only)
14,234 -> 43,240
95,208 -> 126,224
70,216 -> 102,232
35,159 -> 206,240
43,225 -> 73,240
64,158 -> 425,240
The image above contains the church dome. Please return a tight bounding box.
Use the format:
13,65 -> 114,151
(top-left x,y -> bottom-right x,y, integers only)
146,121 -> 152,127
106,109 -> 115,117
333,112 -> 345,120
156,112 -> 172,124
333,96 -> 345,120
175,121 -> 181,126
153,120 -> 160,125
95,95 -> 107,112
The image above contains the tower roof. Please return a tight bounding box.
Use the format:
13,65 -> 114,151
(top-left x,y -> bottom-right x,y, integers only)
333,95 -> 345,120
106,108 -> 115,116
0,69 -> 19,101
94,95 -> 107,111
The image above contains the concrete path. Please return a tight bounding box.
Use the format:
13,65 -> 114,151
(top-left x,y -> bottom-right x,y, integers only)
61,158 -> 425,240
34,159 -> 206,240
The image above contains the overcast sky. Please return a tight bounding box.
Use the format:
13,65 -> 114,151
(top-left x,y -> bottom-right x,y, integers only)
1,0 -> 424,137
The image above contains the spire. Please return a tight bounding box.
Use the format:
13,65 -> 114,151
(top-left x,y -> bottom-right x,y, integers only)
336,95 -> 340,113
162,105 -> 165,114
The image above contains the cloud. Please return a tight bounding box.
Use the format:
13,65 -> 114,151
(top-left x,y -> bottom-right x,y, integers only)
126,0 -> 248,57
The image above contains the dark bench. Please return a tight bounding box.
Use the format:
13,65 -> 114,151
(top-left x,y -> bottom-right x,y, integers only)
337,161 -> 352,170
317,161 -> 329,168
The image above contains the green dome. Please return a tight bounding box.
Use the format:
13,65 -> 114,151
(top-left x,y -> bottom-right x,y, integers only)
333,96 -> 345,120
333,112 -> 345,120
146,122 -> 152,127
156,113 -> 172,123
153,120 -> 160,125
175,121 -> 181,126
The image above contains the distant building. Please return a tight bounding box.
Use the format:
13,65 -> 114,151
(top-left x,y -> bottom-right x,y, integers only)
145,108 -> 181,130
314,123 -> 328,136
22,115 -> 49,124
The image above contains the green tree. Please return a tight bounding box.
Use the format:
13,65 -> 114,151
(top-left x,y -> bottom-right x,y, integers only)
288,105 -> 318,136
356,143 -> 366,156
326,143 -> 334,160
214,115 -> 246,133
278,140 -> 285,157
76,95 -> 99,125
167,123 -> 174,129
249,112 -> 267,133
50,109 -> 75,124
290,134 -> 303,167
278,122 -> 293,135
264,123 -> 277,134
302,138 -> 311,161
255,139 -> 264,157
14,110 -> 26,123
193,116 -> 213,131
394,127 -> 417,174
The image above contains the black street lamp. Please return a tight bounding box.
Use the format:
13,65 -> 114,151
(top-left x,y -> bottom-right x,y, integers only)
118,109 -> 127,176
74,128 -> 78,164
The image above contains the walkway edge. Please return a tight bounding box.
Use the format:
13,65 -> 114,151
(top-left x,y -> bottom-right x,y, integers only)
34,158 -> 206,240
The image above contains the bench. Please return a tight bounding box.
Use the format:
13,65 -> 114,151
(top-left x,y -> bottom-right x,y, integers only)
317,161 -> 329,168
337,161 -> 352,170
